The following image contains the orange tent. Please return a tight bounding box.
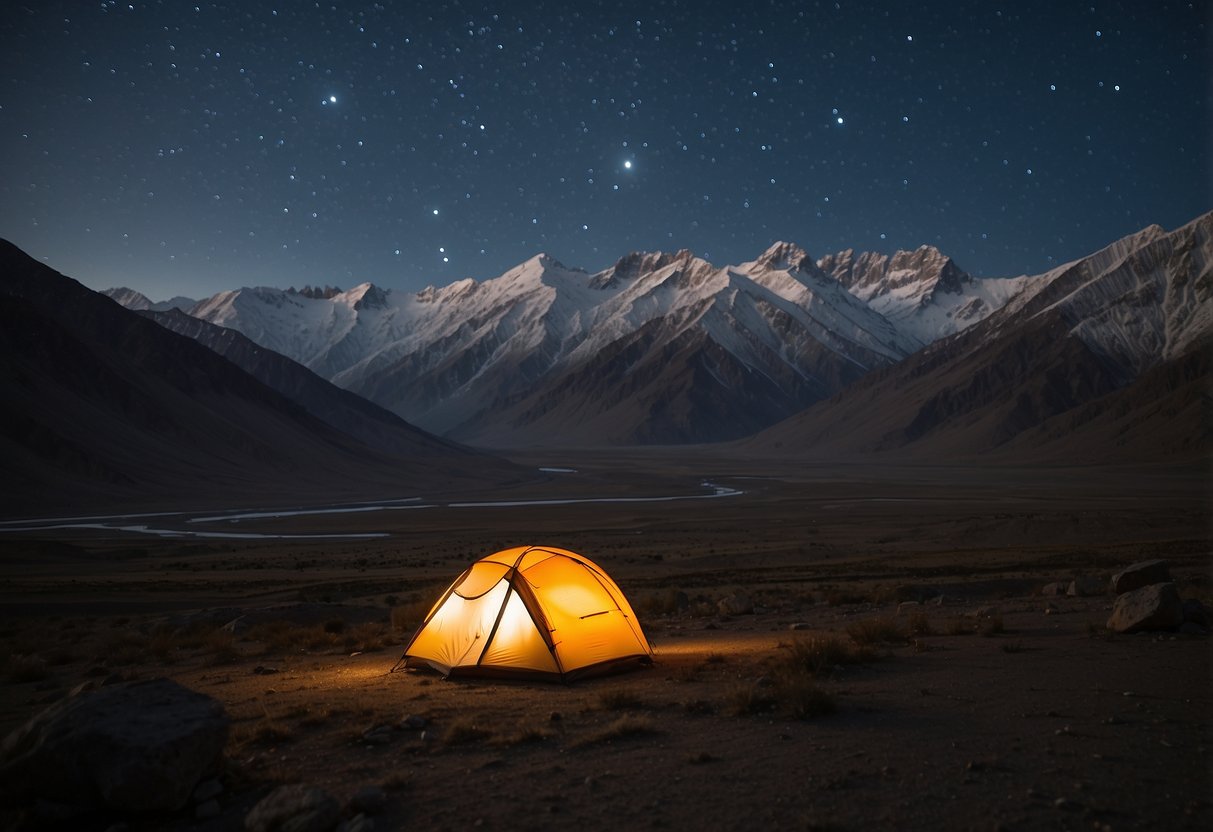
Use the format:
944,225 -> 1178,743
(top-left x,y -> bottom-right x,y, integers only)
401,546 -> 653,680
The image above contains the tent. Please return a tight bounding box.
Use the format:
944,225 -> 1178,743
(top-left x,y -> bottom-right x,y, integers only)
400,545 -> 653,681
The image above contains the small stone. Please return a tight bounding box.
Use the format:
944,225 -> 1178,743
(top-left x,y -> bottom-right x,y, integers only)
252,666 -> 278,676
349,785 -> 386,815
548,712 -> 562,723
1179,622 -> 1208,636
1053,797 -> 1081,811
245,784 -> 340,832
1041,582 -> 1068,596
400,714 -> 427,730
195,798 -> 221,819
1111,560 -> 1171,595
788,623 -> 812,631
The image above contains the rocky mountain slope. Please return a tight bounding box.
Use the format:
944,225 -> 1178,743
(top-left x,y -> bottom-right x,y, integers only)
0,241 -> 511,515
746,212 -> 1213,460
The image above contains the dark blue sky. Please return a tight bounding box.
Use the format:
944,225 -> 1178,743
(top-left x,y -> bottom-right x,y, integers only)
1,1 -> 1208,299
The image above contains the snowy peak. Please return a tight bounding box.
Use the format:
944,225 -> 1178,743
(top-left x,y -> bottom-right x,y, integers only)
590,249 -> 695,289
102,287 -> 196,312
751,241 -> 815,273
818,244 -> 965,302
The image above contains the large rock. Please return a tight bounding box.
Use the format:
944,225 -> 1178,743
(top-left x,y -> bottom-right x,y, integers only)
1110,560 -> 1171,594
1106,583 -> 1184,633
245,784 -> 340,832
0,678 -> 228,813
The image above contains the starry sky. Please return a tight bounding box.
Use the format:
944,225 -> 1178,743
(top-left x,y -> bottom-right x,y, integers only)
1,1 -> 1208,300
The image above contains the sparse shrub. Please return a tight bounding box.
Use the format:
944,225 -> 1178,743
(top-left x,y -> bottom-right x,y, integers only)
784,634 -> 859,675
343,622 -> 390,653
725,682 -> 778,716
234,717 -> 294,747
846,616 -> 904,645
443,718 -> 492,746
598,688 -> 646,711
776,675 -> 837,720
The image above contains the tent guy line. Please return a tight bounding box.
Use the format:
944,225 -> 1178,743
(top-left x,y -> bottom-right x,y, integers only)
0,481 -> 745,538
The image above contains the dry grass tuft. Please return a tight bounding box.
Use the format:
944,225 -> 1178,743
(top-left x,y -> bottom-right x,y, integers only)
233,717 -> 295,748
846,616 -> 905,645
597,688 -> 648,711
443,718 -> 492,746
782,634 -> 875,676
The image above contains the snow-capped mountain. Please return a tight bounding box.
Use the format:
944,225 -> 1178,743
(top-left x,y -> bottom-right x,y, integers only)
109,217 -> 1209,448
101,287 -> 196,312
159,242 -> 974,445
815,245 -> 1048,346
748,212 -> 1213,460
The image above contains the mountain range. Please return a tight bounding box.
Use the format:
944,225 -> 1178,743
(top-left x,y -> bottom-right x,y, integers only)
0,242 -> 514,515
106,213 -> 1211,455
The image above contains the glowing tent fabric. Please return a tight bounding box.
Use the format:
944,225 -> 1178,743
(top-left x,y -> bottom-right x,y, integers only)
402,546 -> 653,680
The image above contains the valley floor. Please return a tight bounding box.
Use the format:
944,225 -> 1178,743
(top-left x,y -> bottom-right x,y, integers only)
0,454 -> 1209,830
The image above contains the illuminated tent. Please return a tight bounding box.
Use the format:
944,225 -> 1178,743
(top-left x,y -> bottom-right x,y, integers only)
400,546 -> 653,681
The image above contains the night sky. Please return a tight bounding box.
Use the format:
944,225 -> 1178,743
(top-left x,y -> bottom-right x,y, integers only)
1,1 -> 1208,299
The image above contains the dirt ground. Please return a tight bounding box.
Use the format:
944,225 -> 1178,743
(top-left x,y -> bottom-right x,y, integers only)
1,454 -> 1209,830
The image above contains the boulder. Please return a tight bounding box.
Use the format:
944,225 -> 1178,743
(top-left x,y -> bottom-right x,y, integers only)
1106,583 -> 1184,633
717,592 -> 754,616
1110,560 -> 1171,595
0,678 -> 228,814
245,784 -> 340,832
1067,577 -> 1106,597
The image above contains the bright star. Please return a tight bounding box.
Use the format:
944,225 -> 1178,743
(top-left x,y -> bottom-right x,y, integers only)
623,160 -> 633,169
328,95 -> 337,104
